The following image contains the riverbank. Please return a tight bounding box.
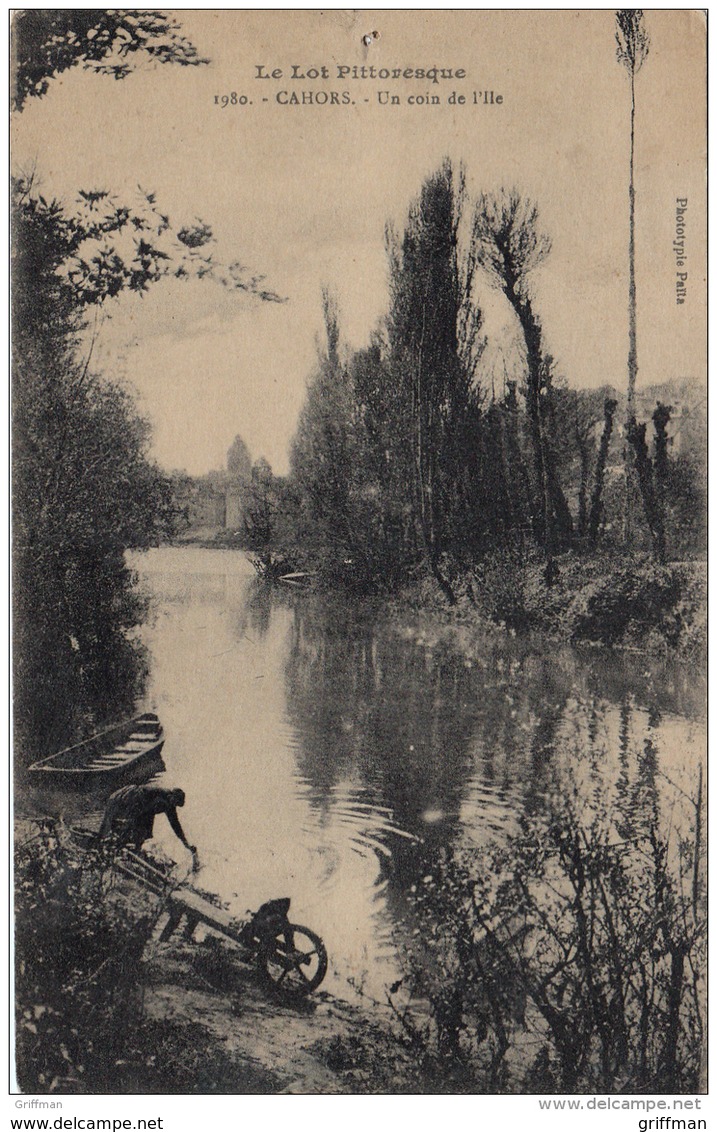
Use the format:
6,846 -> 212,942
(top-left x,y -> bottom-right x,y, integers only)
164,539 -> 706,663
16,787 -> 705,1096
137,935 -> 424,1094
384,553 -> 706,665
16,545 -> 705,1094
14,823 -> 425,1095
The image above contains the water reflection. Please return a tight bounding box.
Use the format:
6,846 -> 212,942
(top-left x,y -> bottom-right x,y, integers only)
281,588 -> 704,973
285,599 -> 476,842
23,548 -> 705,1000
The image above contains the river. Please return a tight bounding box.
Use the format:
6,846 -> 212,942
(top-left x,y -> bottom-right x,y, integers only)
38,546 -> 709,1001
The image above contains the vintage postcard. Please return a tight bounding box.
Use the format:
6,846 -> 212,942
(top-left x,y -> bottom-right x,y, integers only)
11,9 -> 706,1104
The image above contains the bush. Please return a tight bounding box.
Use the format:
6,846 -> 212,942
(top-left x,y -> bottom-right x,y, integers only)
15,824 -> 158,1092
569,559 -> 683,646
394,783 -> 705,1093
465,552 -> 705,658
471,551 -> 531,630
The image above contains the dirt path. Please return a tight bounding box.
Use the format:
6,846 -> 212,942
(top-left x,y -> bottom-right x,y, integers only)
141,935 -> 419,1094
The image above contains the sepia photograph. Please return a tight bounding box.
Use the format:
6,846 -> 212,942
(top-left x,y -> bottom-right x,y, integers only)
11,9 -> 706,1098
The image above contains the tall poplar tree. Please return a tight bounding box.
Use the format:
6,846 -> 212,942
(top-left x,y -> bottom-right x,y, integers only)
290,288 -> 357,553
384,159 -> 483,594
615,9 -> 650,424
616,9 -> 650,542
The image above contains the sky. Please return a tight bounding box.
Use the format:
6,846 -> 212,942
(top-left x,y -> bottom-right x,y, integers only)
12,10 -> 706,476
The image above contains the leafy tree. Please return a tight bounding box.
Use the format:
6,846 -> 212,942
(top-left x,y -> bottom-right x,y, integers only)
615,10 -> 650,543
652,402 -> 671,510
587,397 -> 619,547
12,9 -> 207,110
472,190 -> 573,576
625,402 -> 675,565
243,457 -> 279,557
491,380 -> 534,551
348,339 -> 418,579
551,387 -> 604,540
657,397 -> 706,558
13,277 -> 177,759
289,288 -> 357,556
384,159 -> 483,595
398,770 -> 703,1092
627,419 -> 666,563
13,176 -> 284,310
12,11 -> 281,761
11,172 -> 269,761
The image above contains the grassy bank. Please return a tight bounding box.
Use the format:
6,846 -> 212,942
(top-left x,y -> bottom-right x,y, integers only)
390,553 -> 706,664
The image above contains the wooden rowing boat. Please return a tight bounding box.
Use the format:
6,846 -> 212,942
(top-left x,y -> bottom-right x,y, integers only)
27,713 -> 165,790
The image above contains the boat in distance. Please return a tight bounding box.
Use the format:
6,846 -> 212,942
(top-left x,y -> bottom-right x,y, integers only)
27,712 -> 165,790
278,572 -> 315,589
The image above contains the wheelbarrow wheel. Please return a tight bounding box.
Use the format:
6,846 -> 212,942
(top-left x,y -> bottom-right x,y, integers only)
258,923 -> 328,998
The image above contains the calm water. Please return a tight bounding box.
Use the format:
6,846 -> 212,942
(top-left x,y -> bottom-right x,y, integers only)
44,547 -> 710,998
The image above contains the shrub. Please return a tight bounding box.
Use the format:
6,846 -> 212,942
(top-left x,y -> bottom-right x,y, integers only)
569,560 -> 683,646
394,783 -> 705,1093
472,551 -> 531,630
15,824 -> 158,1092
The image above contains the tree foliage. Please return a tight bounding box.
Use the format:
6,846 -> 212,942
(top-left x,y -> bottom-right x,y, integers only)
277,156 -> 703,598
12,9 -> 284,761
15,825 -> 155,1091
13,175 -> 285,312
12,170 -> 235,760
12,4 -> 291,760
396,772 -> 704,1092
242,458 -> 284,565
615,9 -> 650,77
472,190 -> 573,566
616,9 -> 651,542
12,280 -> 176,760
384,160 -> 483,586
12,9 -> 207,110
290,288 -> 358,553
